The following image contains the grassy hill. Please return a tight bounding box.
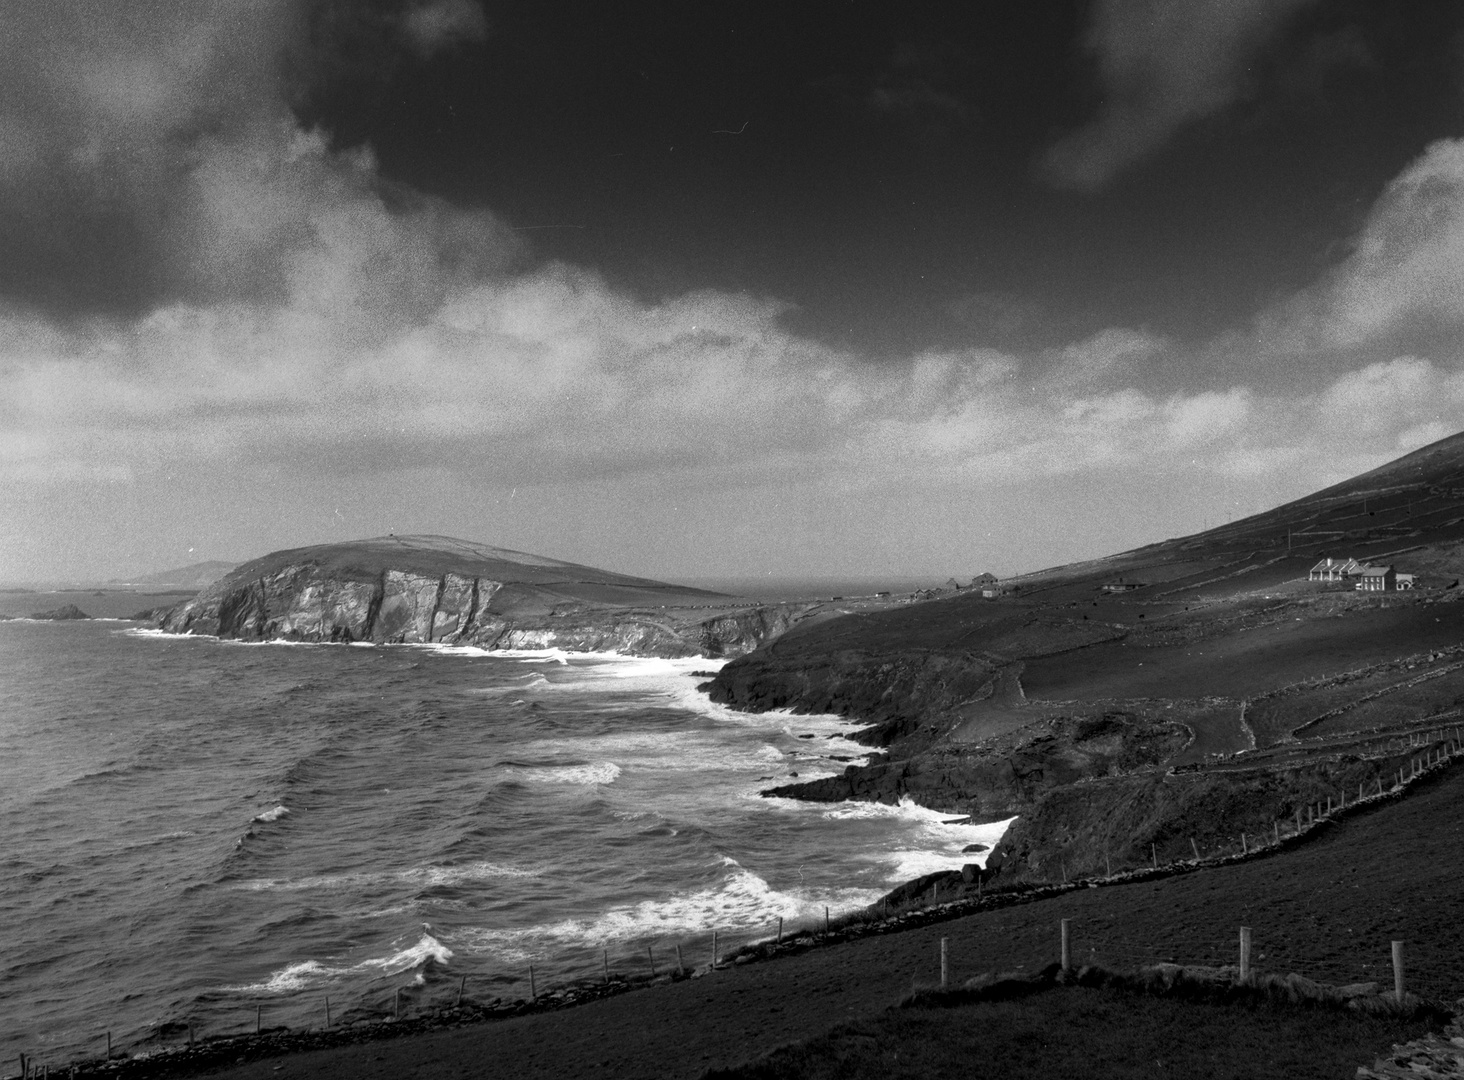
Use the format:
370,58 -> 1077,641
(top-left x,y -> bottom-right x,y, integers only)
709,429 -> 1464,879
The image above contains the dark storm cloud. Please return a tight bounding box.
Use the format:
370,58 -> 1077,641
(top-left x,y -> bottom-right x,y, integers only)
0,0 -> 500,323
0,2 -> 295,317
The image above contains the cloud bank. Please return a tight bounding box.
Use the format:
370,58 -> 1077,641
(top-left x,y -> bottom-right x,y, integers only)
2,1 -> 1463,581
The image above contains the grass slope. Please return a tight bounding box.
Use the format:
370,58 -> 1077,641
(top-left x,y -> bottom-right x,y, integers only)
706,985 -> 1431,1080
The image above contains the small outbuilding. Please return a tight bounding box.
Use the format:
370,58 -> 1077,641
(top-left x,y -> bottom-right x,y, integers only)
1396,573 -> 1416,590
1101,578 -> 1144,594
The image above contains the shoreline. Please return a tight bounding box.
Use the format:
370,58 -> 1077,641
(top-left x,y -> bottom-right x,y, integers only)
44,746 -> 1461,1078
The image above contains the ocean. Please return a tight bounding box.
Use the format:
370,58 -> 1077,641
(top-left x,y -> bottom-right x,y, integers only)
0,619 -> 1009,1066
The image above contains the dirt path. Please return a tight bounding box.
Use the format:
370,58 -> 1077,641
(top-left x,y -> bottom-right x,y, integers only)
189,764 -> 1464,1080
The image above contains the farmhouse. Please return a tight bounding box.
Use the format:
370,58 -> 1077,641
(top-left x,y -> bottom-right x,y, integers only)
1308,556 -> 1412,590
1354,565 -> 1396,591
1308,557 -> 1364,582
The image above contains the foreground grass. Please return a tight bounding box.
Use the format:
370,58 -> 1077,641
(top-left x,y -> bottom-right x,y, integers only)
705,984 -> 1433,1080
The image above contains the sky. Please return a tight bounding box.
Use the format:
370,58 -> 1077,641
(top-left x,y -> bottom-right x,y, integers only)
5,1 -> 1464,585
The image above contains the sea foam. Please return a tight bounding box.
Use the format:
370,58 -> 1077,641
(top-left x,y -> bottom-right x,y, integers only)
234,861 -> 540,893
454,858 -> 883,963
225,933 -> 453,993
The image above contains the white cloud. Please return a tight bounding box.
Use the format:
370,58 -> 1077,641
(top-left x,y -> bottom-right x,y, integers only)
1041,0 -> 1317,190
1277,139 -> 1464,349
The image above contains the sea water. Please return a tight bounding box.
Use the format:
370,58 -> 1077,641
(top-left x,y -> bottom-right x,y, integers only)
0,620 -> 1010,1064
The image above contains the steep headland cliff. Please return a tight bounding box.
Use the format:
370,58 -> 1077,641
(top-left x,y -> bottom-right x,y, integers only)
711,430 -> 1464,880
158,535 -> 817,658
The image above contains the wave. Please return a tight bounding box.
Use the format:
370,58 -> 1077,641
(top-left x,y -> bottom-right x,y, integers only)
252,805 -> 290,823
504,761 -> 621,785
755,795 -> 1016,877
466,673 -> 551,695
223,933 -> 453,994
233,860 -> 540,892
454,859 -> 884,962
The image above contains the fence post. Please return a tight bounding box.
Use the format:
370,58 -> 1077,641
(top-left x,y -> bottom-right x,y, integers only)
255,1005 -> 261,1034
1359,781 -> 1364,801
1272,820 -> 1279,845
825,905 -> 830,933
1241,833 -> 1247,855
394,988 -> 401,1019
1392,941 -> 1405,1004
1377,777 -> 1383,795
1151,843 -> 1157,869
940,937 -> 948,988
457,975 -> 466,1007
603,948 -> 610,984
528,966 -> 536,1001
777,916 -> 783,943
1105,851 -> 1111,877
325,995 -> 331,1028
648,944 -> 656,977
1239,926 -> 1251,983
1295,808 -> 1302,833
1190,837 -> 1199,860
712,929 -> 718,968
1061,918 -> 1071,971
676,943 -> 684,975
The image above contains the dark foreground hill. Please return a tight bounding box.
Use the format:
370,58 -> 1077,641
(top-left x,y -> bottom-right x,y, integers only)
709,430 -> 1464,878
157,534 -> 821,657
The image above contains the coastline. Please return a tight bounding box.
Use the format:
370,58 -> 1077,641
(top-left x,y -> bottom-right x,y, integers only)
41,750 -> 1464,1079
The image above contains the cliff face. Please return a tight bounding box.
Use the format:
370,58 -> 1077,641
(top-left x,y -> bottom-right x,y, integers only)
157,536 -> 814,658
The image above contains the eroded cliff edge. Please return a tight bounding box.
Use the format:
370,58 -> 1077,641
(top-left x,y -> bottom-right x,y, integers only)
157,535 -> 817,658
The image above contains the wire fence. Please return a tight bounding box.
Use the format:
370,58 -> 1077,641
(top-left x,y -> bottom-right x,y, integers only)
923,918 -> 1460,1008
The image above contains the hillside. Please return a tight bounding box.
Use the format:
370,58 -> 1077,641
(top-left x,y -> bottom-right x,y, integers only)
156,534 -> 822,658
709,430 -> 1464,878
109,559 -> 240,590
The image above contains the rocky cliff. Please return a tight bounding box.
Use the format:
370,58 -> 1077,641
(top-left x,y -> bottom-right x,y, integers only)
158,535 -> 815,658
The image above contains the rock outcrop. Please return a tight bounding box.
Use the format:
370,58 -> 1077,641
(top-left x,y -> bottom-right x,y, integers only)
20,603 -> 90,620
157,535 -> 815,658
